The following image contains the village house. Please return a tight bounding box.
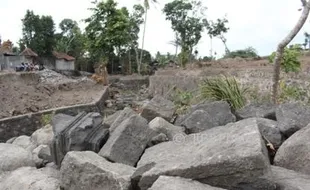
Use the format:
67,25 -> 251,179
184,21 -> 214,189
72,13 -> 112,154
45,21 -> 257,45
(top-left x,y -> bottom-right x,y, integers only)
52,51 -> 75,71
19,48 -> 38,65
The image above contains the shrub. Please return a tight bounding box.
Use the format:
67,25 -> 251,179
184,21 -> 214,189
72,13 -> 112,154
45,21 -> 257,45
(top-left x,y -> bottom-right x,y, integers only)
269,44 -> 301,73
41,113 -> 52,126
224,47 -> 259,59
200,75 -> 247,110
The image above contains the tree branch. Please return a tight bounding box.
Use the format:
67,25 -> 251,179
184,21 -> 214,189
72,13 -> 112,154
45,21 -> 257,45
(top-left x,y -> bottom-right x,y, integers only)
301,0 -> 306,7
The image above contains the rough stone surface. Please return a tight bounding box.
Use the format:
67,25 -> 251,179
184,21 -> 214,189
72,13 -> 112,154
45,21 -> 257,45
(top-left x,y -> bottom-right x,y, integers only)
140,95 -> 176,122
181,101 -> 236,133
60,151 -> 136,190
31,124 -> 54,146
12,135 -> 37,151
51,112 -> 109,166
6,136 -> 17,143
276,103 -> 310,137
109,107 -> 137,134
0,143 -> 35,173
137,118 -> 271,190
149,133 -> 169,147
235,104 -> 276,120
104,110 -> 122,127
0,167 -> 60,190
149,117 -> 186,140
274,123 -> 310,175
99,115 -> 155,166
149,176 -> 227,190
271,166 -> 310,190
33,145 -> 53,162
255,118 -> 283,148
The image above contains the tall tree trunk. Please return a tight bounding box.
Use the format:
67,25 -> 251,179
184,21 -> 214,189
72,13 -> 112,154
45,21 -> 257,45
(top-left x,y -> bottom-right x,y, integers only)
210,37 -> 213,58
272,0 -> 310,103
128,50 -> 132,75
135,48 -> 140,73
139,9 -> 148,75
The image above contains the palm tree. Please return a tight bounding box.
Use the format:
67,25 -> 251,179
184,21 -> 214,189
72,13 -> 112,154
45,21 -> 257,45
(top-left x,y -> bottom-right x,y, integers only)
138,0 -> 157,74
272,0 -> 310,103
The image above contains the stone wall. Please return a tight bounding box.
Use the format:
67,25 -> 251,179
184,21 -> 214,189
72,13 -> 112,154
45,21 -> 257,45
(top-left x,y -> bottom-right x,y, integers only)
0,87 -> 109,142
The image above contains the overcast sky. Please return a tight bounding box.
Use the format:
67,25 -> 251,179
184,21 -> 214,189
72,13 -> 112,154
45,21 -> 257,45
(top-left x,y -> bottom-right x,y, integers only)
0,0 -> 309,57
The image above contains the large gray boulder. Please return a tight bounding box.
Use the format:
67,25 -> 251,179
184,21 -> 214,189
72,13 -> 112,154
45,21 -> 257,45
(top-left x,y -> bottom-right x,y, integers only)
276,103 -> 310,137
180,101 -> 236,133
109,107 -> 137,134
136,118 -> 271,190
149,176 -> 226,190
274,123 -> 310,175
0,167 -> 60,190
140,95 -> 176,122
12,135 -> 37,151
149,117 -> 186,140
255,118 -> 283,148
99,115 -> 155,166
270,166 -> 310,190
31,124 -> 54,146
60,151 -> 135,190
51,112 -> 109,166
0,143 -> 35,173
235,104 -> 276,120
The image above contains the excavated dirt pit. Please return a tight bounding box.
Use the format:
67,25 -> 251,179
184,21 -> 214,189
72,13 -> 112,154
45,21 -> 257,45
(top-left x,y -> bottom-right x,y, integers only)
0,70 -> 105,119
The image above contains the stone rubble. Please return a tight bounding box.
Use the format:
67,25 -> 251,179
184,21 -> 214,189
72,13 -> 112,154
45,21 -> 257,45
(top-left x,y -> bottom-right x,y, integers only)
2,99 -> 310,190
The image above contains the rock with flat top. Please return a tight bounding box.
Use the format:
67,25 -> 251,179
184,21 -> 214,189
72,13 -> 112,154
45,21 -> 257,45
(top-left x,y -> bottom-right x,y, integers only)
60,151 -> 135,190
140,95 -> 176,122
99,115 -> 155,166
136,118 -> 271,190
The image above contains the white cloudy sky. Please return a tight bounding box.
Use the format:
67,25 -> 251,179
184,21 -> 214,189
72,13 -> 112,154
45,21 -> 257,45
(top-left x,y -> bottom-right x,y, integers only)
0,0 -> 309,57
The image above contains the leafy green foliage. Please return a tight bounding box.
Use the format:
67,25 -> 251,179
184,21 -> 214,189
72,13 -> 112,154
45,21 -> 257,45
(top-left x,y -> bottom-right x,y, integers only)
205,17 -> 230,54
55,19 -> 86,63
20,10 -> 56,56
224,47 -> 259,59
163,0 -> 205,67
85,0 -> 130,62
173,88 -> 194,114
269,44 -> 301,73
200,75 -> 247,109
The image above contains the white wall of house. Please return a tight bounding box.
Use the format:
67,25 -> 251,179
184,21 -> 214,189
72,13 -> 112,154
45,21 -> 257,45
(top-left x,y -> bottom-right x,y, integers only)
55,59 -> 75,71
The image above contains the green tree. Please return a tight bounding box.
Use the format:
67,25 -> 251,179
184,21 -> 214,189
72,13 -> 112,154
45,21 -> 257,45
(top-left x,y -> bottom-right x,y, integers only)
163,0 -> 205,67
20,10 -> 56,56
55,19 -> 86,70
205,17 -> 230,57
85,0 -> 131,73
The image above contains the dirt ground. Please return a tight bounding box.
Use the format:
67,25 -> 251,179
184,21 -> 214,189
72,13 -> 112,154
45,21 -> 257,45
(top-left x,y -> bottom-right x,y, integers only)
0,70 -> 105,119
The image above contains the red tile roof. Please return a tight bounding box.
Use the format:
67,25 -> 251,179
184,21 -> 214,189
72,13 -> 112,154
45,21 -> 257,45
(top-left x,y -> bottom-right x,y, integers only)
52,51 -> 75,61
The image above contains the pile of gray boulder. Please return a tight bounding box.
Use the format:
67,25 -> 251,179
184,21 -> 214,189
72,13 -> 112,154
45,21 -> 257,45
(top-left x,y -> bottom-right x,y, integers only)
1,95 -> 310,190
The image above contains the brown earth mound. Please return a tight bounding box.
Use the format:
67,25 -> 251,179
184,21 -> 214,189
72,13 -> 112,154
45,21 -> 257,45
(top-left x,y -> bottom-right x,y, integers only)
0,71 -> 105,119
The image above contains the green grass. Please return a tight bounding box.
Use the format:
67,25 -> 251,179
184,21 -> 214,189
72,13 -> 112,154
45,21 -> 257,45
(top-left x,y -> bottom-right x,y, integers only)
41,113 -> 52,126
200,75 -> 248,110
